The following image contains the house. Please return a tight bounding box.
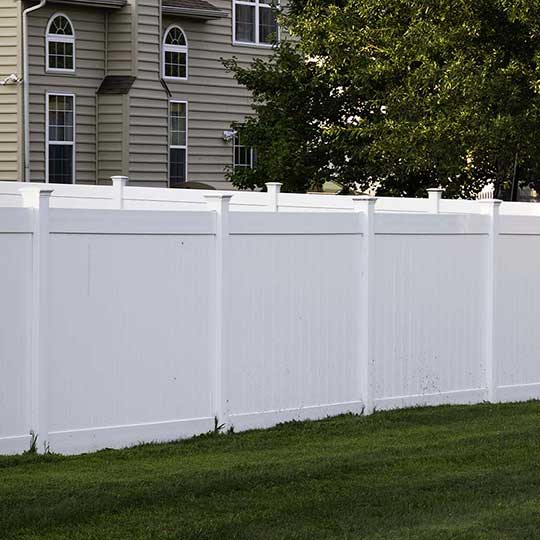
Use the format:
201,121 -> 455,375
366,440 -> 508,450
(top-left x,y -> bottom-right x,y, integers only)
0,0 -> 279,188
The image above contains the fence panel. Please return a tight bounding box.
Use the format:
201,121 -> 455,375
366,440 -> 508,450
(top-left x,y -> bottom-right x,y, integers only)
46,209 -> 217,454
0,209 -> 33,454
225,212 -> 365,429
373,213 -> 489,409
495,216 -> 540,401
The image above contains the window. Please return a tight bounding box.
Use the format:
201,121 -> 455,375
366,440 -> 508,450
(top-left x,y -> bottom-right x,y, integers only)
163,26 -> 188,80
46,14 -> 75,72
234,133 -> 255,170
169,101 -> 187,187
233,0 -> 278,46
46,93 -> 75,184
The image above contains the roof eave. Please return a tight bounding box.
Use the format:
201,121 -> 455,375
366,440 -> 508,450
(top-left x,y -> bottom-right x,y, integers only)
161,6 -> 229,19
48,0 -> 127,9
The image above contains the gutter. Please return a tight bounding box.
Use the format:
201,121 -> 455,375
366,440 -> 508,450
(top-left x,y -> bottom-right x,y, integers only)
23,0 -> 47,182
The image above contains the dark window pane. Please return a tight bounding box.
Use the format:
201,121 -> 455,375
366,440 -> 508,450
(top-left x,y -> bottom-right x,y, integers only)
64,43 -> 74,69
259,6 -> 278,43
48,94 -> 74,142
236,4 -> 255,42
170,148 -> 186,186
48,39 -> 74,70
234,134 -> 254,170
170,102 -> 187,146
49,144 -> 73,183
50,15 -> 73,36
165,27 -> 186,46
165,51 -> 187,78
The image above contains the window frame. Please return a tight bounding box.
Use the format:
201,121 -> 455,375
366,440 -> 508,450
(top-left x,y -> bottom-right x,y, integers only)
233,132 -> 255,171
162,25 -> 188,81
45,13 -> 76,74
45,92 -> 76,184
232,0 -> 280,48
168,100 -> 188,187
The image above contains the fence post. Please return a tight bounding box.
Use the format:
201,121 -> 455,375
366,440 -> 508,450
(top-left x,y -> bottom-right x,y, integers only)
265,182 -> 282,212
204,194 -> 233,430
352,196 -> 377,415
479,199 -> 502,403
427,188 -> 444,214
111,175 -> 128,209
19,186 -> 54,453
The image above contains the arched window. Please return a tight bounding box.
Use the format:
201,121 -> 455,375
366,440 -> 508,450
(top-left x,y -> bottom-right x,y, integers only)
46,14 -> 75,72
163,26 -> 188,80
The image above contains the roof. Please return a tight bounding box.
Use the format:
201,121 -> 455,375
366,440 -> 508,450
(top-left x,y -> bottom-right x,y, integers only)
48,0 -> 127,8
162,0 -> 229,19
39,0 -> 226,18
97,76 -> 136,95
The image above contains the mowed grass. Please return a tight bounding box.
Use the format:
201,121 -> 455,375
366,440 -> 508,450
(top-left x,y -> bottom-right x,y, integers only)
2,402 -> 540,540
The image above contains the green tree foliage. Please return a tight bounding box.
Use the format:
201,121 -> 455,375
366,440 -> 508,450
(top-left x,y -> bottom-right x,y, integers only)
225,0 -> 540,198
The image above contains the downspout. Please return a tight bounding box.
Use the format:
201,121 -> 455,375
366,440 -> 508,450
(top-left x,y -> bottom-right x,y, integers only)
23,0 -> 47,182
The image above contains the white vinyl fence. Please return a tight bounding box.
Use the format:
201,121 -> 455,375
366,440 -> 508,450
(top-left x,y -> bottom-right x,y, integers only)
1,179 -> 540,455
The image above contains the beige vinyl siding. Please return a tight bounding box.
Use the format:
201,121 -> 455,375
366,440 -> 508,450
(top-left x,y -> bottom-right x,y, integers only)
0,0 -> 22,181
107,1 -> 134,75
128,0 -> 168,185
163,0 -> 275,189
97,93 -> 128,182
27,5 -> 106,183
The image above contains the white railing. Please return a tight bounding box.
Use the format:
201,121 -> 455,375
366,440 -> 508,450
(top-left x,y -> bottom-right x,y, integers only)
477,183 -> 496,200
1,184 -> 540,455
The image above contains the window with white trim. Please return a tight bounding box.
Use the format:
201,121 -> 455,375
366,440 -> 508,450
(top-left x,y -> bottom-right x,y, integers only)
47,94 -> 75,184
234,133 -> 255,170
163,26 -> 188,80
234,0 -> 278,46
169,101 -> 187,187
46,14 -> 75,72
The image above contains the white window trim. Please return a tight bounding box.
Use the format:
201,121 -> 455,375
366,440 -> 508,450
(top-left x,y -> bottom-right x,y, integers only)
232,0 -> 280,48
168,100 -> 188,186
45,13 -> 76,74
233,133 -> 255,170
162,25 -> 188,81
45,92 -> 76,184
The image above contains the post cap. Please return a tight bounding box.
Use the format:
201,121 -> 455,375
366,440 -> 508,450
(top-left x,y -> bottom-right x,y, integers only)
352,196 -> 377,203
426,187 -> 445,194
19,186 -> 54,208
19,185 -> 54,195
478,199 -> 503,205
265,182 -> 283,188
203,194 -> 234,201
111,175 -> 128,185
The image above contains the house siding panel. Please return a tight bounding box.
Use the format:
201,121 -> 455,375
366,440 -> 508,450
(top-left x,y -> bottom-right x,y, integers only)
107,2 -> 134,76
98,93 -> 127,182
10,0 -> 285,188
163,2 -> 274,188
128,0 -> 168,185
0,0 -> 22,181
27,5 -> 106,183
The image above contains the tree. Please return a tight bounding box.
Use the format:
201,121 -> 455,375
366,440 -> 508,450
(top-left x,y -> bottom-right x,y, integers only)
225,0 -> 540,198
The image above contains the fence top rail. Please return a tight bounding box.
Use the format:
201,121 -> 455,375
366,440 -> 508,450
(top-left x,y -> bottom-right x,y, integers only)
0,180 -> 539,216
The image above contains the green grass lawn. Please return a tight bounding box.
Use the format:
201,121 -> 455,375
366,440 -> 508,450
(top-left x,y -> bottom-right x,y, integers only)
2,402 -> 540,540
